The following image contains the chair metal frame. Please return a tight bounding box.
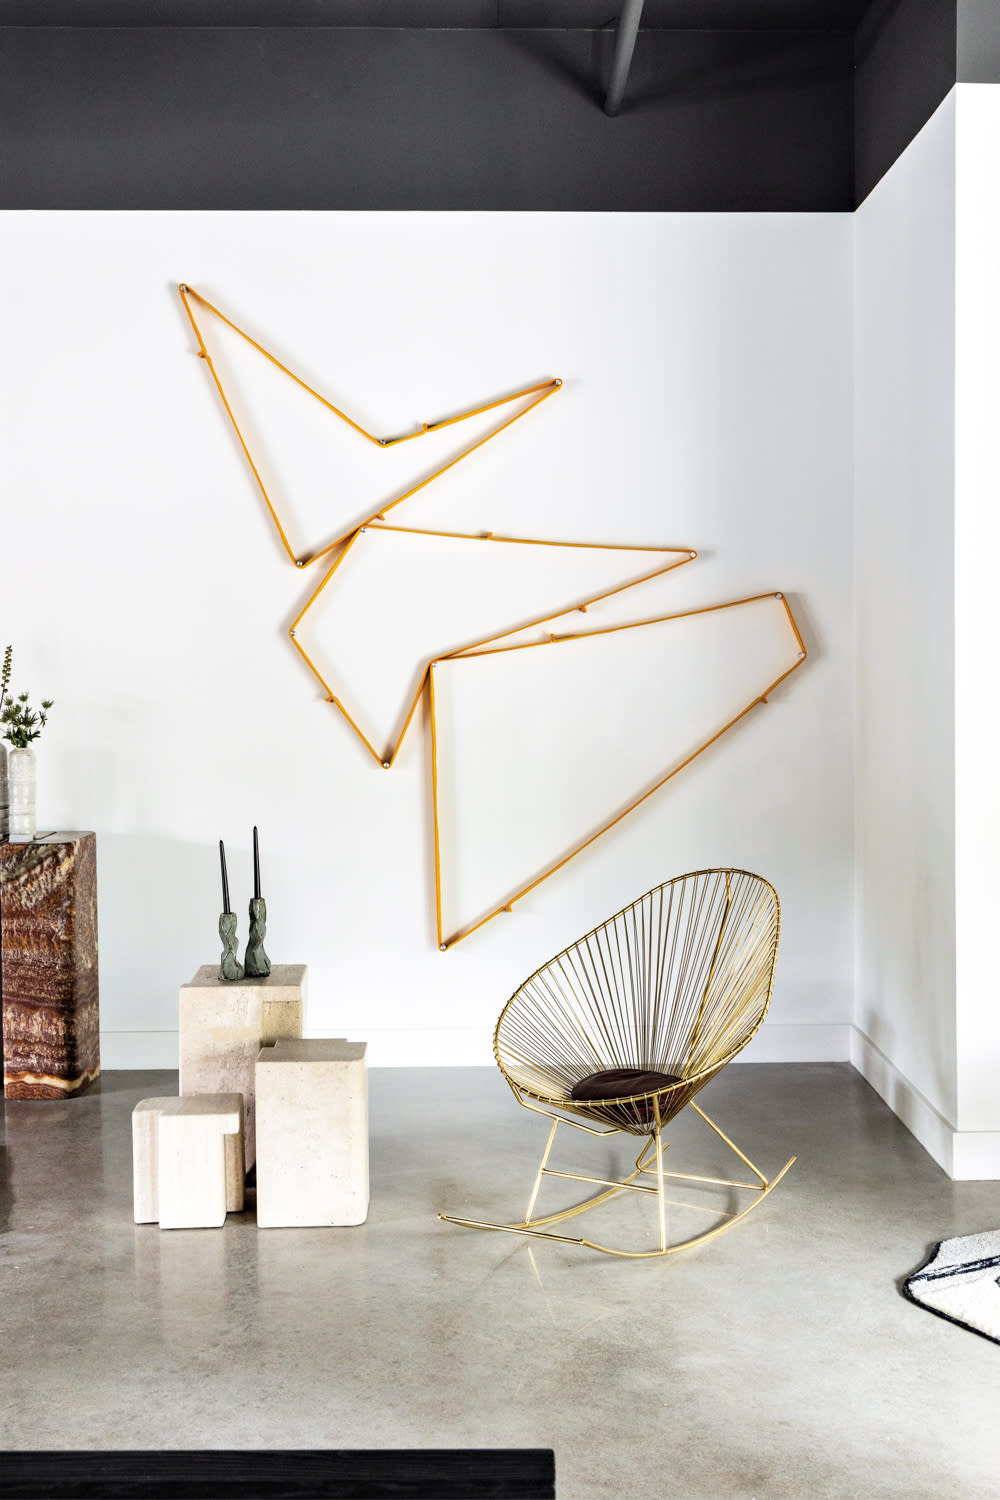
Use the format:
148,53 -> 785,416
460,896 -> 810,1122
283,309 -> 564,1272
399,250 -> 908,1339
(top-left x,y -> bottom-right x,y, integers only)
440,868 -> 795,1258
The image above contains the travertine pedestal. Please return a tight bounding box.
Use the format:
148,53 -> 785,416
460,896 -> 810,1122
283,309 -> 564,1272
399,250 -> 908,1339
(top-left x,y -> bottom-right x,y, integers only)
255,1039 -> 369,1228
132,1094 -> 244,1229
178,963 -> 305,1170
0,833 -> 100,1098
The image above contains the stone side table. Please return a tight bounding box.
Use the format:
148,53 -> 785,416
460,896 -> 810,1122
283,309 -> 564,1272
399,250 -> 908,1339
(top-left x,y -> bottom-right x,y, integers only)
0,832 -> 100,1099
255,1038 -> 369,1229
178,963 -> 305,1172
132,1094 -> 245,1228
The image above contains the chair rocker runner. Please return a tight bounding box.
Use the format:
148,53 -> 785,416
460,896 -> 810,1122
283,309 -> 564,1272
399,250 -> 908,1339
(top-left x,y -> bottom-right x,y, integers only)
440,868 -> 795,1258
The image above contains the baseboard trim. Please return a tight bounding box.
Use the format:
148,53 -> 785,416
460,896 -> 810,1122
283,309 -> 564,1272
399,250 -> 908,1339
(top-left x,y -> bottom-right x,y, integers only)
850,1028 -> 956,1173
850,1028 -> 1000,1180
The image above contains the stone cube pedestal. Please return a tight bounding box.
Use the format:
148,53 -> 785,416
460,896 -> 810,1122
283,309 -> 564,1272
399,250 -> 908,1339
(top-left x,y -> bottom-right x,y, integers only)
255,1039 -> 369,1228
178,964 -> 305,1170
132,1094 -> 244,1229
0,833 -> 100,1099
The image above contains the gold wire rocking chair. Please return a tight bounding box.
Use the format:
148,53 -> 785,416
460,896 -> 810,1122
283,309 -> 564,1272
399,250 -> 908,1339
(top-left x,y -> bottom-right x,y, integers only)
440,868 -> 795,1258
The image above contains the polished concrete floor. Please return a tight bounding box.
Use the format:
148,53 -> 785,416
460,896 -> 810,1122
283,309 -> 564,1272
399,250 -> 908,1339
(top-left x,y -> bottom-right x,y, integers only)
2,1063 -> 1000,1499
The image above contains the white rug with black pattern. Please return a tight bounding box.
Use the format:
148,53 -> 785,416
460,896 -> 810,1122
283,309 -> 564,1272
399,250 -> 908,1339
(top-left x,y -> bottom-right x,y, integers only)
904,1231 -> 1000,1344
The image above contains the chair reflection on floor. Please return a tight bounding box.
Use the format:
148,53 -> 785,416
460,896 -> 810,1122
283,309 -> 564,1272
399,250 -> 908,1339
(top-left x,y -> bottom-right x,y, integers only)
441,868 -> 795,1258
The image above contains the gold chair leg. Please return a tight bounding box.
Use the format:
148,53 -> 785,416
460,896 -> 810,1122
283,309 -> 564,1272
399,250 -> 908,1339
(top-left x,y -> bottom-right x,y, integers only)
523,1117 -> 559,1224
654,1124 -> 666,1252
439,1107 -> 795,1259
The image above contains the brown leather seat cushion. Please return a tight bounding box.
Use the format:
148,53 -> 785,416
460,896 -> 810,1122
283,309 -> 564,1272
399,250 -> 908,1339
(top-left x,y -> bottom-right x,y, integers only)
570,1067 -> 682,1105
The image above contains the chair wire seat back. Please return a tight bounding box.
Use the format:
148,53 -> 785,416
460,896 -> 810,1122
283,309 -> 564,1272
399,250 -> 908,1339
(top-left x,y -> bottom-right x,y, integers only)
494,868 -> 780,1135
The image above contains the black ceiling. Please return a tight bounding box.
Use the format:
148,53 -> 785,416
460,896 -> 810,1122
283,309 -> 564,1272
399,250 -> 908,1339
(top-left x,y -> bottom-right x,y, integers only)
0,1 -> 874,29
0,0 -> 958,211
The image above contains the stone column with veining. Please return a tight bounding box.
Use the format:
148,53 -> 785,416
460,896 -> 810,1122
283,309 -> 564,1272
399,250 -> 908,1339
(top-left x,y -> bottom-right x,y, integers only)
0,832 -> 100,1099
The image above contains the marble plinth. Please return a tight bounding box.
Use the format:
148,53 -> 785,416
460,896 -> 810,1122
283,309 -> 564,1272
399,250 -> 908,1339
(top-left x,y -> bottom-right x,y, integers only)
255,1039 -> 369,1229
178,963 -> 305,1170
0,746 -> 8,842
0,833 -> 100,1099
133,1094 -> 244,1229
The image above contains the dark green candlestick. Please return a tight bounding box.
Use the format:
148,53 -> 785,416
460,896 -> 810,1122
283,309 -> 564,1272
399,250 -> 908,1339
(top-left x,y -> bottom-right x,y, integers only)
244,896 -> 271,978
219,911 -> 244,981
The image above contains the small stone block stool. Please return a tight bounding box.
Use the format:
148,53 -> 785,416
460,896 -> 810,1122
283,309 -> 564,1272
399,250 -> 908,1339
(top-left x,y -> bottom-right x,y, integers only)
132,1094 -> 244,1229
178,963 -> 305,1171
255,1039 -> 369,1229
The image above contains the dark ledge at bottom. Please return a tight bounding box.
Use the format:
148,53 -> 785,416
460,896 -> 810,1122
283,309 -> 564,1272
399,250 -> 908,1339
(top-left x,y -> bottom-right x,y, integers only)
0,1450 -> 556,1499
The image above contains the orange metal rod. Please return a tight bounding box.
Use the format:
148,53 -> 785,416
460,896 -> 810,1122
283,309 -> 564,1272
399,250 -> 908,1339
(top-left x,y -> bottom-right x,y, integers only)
440,551 -> 696,659
285,531 -> 391,768
182,282 -> 559,445
179,284 -> 299,565
289,530 -> 698,766
286,638 -> 386,769
377,379 -> 562,447
181,283 -> 393,445
305,381 -> 562,567
452,591 -> 799,658
179,283 -> 562,567
375,525 -> 693,553
288,528 -> 363,634
380,549 -> 696,764
432,593 -> 807,950
429,662 -> 446,950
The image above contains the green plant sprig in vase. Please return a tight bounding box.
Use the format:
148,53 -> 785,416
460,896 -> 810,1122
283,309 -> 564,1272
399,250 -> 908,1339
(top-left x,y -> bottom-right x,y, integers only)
1,676 -> 54,844
1,691 -> 54,749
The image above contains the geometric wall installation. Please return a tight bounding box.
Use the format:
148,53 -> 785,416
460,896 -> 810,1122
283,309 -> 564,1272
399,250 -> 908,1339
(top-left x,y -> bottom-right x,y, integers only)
429,593 -> 806,949
179,284 -> 809,953
290,525 -> 696,765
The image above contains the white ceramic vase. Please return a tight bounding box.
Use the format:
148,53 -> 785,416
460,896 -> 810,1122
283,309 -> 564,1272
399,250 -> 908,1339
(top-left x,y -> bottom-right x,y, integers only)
8,745 -> 36,843
0,743 -> 8,841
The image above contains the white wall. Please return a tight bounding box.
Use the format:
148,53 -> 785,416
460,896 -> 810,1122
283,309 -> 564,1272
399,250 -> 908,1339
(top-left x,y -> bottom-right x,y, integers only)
854,87 -> 1000,1178
954,86 -> 1000,1169
0,211 -> 854,1066
852,95 -> 958,1158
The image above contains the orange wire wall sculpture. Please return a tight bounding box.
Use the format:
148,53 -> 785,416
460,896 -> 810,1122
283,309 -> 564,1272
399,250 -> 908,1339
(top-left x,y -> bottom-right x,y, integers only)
179,284 -> 808,951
